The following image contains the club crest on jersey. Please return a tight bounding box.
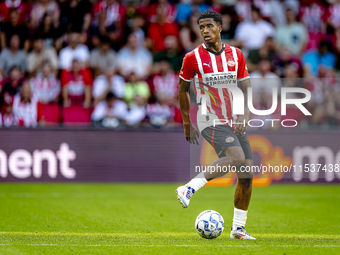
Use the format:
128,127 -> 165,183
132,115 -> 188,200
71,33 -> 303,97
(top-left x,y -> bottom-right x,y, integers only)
226,136 -> 235,143
227,60 -> 235,67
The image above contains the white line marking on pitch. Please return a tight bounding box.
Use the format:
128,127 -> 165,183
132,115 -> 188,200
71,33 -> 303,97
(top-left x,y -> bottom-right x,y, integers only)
1,232 -> 339,239
0,244 -> 340,247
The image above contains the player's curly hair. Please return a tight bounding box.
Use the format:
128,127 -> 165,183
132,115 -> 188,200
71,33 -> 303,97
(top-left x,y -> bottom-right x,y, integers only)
197,10 -> 222,26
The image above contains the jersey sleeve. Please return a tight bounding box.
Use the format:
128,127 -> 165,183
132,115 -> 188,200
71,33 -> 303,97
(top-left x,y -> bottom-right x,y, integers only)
236,48 -> 250,81
179,53 -> 195,82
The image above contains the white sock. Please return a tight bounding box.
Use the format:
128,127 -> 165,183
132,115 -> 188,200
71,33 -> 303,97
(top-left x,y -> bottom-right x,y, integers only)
232,208 -> 248,230
185,172 -> 208,192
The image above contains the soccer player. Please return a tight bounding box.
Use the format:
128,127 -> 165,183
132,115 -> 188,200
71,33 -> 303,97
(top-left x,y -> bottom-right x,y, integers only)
176,10 -> 255,240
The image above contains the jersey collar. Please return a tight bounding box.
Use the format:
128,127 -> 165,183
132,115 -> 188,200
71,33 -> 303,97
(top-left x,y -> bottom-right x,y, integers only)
202,43 -> 225,56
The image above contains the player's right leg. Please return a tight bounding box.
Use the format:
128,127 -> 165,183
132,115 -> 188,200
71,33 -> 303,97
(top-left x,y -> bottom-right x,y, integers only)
176,125 -> 245,208
176,146 -> 244,208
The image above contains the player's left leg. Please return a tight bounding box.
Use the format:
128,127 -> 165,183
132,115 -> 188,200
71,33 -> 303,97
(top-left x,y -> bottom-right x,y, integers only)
234,159 -> 253,211
230,133 -> 256,240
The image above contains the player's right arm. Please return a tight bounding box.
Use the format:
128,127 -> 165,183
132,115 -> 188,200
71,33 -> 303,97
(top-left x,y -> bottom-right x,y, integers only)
179,53 -> 200,145
178,78 -> 200,145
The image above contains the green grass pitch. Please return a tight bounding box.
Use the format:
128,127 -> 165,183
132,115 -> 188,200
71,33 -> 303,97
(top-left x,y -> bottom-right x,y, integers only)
0,183 -> 339,254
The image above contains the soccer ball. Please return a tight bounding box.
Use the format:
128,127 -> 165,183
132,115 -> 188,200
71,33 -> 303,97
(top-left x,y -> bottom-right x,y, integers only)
195,210 -> 224,239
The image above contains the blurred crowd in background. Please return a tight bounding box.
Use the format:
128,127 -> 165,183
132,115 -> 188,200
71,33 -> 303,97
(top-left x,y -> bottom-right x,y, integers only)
0,0 -> 340,129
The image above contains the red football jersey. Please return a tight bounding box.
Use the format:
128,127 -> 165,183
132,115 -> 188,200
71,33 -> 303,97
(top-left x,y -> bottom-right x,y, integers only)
151,71 -> 178,101
61,69 -> 92,102
91,0 -> 126,27
327,3 -> 340,28
299,3 -> 326,34
12,94 -> 42,127
0,0 -> 31,24
147,22 -> 179,52
179,43 -> 249,131
147,3 -> 176,24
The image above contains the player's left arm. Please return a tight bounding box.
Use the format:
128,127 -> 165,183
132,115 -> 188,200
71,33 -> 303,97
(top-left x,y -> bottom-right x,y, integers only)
234,79 -> 251,135
234,48 -> 251,135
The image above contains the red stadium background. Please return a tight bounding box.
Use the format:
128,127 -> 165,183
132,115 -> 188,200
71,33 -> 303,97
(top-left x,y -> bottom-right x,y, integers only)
0,0 -> 340,185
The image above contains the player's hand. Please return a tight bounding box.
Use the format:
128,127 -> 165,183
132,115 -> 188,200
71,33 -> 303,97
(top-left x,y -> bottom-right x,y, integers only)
234,115 -> 248,135
184,123 -> 200,145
